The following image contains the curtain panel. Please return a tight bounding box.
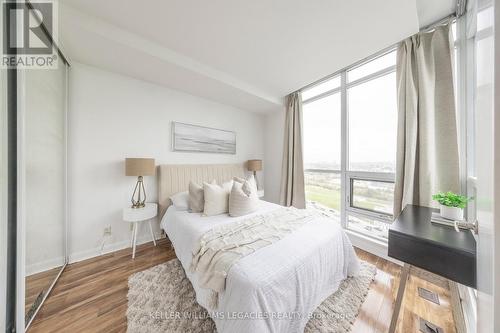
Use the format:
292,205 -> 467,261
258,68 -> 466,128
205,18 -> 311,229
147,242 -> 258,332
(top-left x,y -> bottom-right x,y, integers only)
280,92 -> 306,209
394,22 -> 460,216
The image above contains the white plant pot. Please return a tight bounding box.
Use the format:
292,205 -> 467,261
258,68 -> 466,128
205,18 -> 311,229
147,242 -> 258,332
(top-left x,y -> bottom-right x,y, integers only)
440,205 -> 464,221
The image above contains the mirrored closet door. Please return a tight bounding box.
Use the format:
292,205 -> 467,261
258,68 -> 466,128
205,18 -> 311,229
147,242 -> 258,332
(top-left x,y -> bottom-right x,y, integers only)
2,2 -> 71,331
22,50 -> 69,328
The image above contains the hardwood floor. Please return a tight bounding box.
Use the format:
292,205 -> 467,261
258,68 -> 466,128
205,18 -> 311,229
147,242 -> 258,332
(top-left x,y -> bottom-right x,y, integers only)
28,239 -> 175,333
26,266 -> 62,314
28,238 -> 456,333
352,250 -> 456,333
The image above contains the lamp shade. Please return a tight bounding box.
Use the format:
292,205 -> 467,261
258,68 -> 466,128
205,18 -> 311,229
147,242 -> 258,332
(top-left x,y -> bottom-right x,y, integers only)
125,158 -> 155,176
247,159 -> 262,172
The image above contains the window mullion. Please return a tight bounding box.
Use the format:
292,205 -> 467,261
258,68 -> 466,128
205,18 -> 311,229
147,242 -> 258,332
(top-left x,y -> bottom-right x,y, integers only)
346,66 -> 396,89
302,87 -> 342,105
340,71 -> 347,229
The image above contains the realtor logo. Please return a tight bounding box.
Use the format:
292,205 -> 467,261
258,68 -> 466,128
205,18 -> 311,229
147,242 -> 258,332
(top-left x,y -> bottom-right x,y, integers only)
2,0 -> 58,68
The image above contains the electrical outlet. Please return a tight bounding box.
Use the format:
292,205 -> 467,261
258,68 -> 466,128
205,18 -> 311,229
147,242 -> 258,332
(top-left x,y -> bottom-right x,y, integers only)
103,226 -> 112,236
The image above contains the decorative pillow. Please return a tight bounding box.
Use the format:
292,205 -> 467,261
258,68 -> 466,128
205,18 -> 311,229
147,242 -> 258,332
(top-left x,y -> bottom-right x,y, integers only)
229,181 -> 259,217
233,176 -> 245,184
170,191 -> 189,210
233,175 -> 258,198
189,180 -> 215,213
203,182 -> 231,216
245,174 -> 258,198
222,180 -> 234,192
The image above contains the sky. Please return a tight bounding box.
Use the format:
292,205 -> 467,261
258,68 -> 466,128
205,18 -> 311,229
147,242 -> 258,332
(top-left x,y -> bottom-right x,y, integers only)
303,70 -> 397,172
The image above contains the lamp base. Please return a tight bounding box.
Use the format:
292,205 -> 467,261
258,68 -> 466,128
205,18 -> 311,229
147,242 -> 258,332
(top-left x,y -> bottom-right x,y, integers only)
131,202 -> 146,209
253,170 -> 260,190
131,176 -> 147,209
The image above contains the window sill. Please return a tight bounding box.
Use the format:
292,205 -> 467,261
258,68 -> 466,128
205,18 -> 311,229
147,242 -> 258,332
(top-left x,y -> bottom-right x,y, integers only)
345,229 -> 402,266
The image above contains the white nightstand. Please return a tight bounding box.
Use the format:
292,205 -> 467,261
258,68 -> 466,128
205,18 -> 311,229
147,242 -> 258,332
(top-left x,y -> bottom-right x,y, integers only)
123,202 -> 158,259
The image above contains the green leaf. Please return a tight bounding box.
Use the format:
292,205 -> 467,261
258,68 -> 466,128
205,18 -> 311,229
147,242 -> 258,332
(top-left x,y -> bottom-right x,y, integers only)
432,191 -> 471,208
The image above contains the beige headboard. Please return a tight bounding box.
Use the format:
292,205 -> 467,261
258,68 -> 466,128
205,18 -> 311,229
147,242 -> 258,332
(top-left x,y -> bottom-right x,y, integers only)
158,163 -> 245,218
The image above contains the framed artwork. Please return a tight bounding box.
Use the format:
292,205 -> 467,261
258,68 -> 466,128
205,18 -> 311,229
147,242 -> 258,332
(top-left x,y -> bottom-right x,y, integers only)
172,122 -> 236,154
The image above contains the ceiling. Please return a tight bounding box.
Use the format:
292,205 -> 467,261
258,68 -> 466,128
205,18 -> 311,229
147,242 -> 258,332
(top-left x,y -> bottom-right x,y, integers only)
59,0 -> 456,113
416,0 -> 456,27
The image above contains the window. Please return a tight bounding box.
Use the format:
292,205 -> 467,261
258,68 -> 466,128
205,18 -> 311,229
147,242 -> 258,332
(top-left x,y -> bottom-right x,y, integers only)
347,72 -> 397,173
347,214 -> 390,242
347,51 -> 396,82
302,76 -> 340,102
303,21 -> 462,241
303,49 -> 397,241
467,5 -> 494,225
305,171 -> 341,216
303,92 -> 341,216
303,93 -> 341,170
350,178 -> 394,215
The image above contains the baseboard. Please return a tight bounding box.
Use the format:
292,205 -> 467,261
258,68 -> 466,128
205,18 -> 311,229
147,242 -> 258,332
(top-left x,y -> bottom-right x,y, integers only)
69,232 -> 163,264
346,229 -> 402,266
26,257 -> 65,276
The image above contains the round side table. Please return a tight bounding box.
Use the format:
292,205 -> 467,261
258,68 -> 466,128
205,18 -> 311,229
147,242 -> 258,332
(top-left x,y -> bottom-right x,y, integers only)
122,202 -> 158,259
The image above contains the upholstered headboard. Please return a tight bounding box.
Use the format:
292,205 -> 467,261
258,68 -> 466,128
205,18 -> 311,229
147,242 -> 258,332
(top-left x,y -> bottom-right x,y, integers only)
158,163 -> 246,218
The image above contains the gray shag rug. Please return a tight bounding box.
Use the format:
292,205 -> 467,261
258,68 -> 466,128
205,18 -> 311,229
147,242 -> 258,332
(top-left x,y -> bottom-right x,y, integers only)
127,259 -> 376,333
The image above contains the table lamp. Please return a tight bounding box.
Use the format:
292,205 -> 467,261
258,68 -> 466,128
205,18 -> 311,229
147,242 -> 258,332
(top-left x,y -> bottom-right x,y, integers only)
125,158 -> 155,208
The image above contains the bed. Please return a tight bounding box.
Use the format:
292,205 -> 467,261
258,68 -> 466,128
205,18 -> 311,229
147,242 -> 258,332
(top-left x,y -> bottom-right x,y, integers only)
158,163 -> 360,333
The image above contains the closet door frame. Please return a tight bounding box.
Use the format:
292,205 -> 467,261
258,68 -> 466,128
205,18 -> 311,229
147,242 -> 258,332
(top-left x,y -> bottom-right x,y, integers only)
9,2 -> 71,331
5,15 -> 18,333
16,53 -> 70,333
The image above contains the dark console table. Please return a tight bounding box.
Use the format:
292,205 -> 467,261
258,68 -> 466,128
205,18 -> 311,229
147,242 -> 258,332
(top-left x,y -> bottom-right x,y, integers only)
387,204 -> 476,333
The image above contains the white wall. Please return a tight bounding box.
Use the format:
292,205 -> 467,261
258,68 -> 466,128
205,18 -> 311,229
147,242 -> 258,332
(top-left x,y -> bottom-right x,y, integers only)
263,110 -> 285,204
68,63 -> 265,262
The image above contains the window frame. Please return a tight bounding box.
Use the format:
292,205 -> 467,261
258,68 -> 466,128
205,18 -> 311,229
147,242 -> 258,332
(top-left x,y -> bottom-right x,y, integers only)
302,46 -> 398,241
465,6 -> 493,225
346,172 -> 395,221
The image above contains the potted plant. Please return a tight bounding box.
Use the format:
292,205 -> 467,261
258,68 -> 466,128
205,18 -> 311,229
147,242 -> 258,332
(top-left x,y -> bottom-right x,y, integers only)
432,192 -> 471,221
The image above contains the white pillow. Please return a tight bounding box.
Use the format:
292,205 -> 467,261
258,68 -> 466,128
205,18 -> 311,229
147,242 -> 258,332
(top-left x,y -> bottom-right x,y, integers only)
222,180 -> 234,192
170,191 -> 189,210
189,180 -> 215,213
234,175 -> 258,198
203,182 -> 231,216
233,176 -> 245,184
245,174 -> 258,199
229,181 -> 259,217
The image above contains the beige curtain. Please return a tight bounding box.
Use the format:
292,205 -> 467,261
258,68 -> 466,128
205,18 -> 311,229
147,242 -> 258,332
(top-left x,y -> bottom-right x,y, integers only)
280,92 -> 306,208
394,22 -> 460,216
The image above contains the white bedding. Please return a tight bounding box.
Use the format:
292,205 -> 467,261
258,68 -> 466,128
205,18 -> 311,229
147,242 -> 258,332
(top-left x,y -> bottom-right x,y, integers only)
161,200 -> 360,333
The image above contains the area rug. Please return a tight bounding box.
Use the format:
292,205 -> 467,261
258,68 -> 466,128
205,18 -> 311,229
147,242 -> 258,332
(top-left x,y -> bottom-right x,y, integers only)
127,259 -> 376,333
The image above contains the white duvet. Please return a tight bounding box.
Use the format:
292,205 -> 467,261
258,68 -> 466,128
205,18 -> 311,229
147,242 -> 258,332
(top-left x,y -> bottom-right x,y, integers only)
161,201 -> 360,333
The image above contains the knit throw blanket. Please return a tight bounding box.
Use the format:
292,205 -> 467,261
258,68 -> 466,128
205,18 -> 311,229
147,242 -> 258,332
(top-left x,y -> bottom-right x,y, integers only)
190,207 -> 319,309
